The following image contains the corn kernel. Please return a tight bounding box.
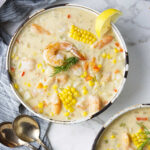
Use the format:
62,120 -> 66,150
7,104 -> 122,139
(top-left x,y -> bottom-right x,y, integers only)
64,112 -> 70,117
83,89 -> 88,95
89,80 -> 95,87
114,48 -> 119,53
69,107 -> 74,113
83,111 -> 88,117
50,112 -> 54,117
27,83 -> 31,87
14,83 -> 18,89
72,99 -> 77,104
98,64 -> 102,68
83,71 -> 87,77
112,59 -> 117,64
15,56 -> 19,60
52,84 -> 58,90
39,109 -> 43,114
107,54 -> 111,59
37,63 -> 42,69
111,134 -> 116,139
43,85 -> 48,89
38,102 -> 43,109
42,69 -> 45,73
102,53 -> 106,58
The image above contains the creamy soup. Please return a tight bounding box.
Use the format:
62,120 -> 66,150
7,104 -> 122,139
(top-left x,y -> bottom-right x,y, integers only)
10,6 -> 125,121
96,107 -> 150,150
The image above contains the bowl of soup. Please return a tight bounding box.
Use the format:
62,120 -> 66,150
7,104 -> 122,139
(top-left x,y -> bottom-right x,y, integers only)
6,4 -> 128,123
92,104 -> 150,150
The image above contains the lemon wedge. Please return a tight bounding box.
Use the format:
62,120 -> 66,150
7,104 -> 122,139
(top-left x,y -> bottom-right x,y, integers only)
95,8 -> 122,38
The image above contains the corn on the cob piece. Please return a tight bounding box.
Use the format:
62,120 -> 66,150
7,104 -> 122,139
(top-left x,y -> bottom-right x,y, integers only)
131,129 -> 147,148
69,25 -> 97,45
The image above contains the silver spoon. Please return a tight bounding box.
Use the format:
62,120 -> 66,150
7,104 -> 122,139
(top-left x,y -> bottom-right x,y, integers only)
13,115 -> 49,150
0,122 -> 37,150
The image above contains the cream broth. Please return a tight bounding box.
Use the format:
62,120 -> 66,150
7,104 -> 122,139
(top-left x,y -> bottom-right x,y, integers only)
10,6 -> 125,121
96,107 -> 150,150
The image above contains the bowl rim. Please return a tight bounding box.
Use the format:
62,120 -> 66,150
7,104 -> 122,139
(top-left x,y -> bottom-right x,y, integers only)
6,3 -> 129,124
91,103 -> 150,150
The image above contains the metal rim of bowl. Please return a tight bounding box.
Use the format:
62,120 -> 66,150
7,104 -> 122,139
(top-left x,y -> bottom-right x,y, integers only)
91,103 -> 150,150
6,3 -> 129,124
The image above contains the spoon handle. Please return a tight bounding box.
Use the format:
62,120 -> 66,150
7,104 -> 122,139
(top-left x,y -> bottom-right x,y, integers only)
37,138 -> 49,150
25,143 -> 37,150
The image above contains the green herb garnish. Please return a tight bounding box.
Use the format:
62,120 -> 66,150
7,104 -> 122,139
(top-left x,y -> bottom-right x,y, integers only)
51,57 -> 79,76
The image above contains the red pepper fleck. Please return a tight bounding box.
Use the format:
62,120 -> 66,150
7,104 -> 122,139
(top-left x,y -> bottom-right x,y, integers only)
114,89 -> 118,92
136,117 -> 148,121
67,14 -> 71,19
10,67 -> 15,72
21,71 -> 25,77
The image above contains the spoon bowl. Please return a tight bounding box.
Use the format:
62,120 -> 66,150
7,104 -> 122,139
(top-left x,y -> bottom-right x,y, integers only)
13,115 -> 49,150
0,122 -> 37,150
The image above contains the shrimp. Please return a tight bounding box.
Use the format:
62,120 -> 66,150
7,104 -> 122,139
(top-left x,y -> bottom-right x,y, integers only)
43,42 -> 86,67
32,24 -> 51,35
122,132 -> 135,150
21,58 -> 36,71
51,92 -> 61,115
88,95 -> 102,114
94,35 -> 113,49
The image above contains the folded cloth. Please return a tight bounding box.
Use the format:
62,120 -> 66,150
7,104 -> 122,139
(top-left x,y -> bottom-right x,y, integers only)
0,0 -> 56,149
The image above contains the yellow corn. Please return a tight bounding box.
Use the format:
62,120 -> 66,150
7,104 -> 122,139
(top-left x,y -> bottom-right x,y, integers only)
112,59 -> 117,64
98,64 -> 102,68
131,129 -> 147,148
59,86 -> 79,114
37,63 -> 42,69
42,69 -> 45,73
43,85 -> 48,89
27,83 -> 31,87
64,112 -> 70,117
111,134 -> 116,139
83,111 -> 88,117
14,83 -> 18,89
69,25 -> 97,45
89,80 -> 95,87
38,102 -> 44,109
50,112 -> 54,117
52,84 -> 58,90
102,53 -> 106,58
114,48 -> 119,53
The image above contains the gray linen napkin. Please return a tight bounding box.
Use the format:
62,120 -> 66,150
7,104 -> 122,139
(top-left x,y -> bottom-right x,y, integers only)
0,0 -> 56,149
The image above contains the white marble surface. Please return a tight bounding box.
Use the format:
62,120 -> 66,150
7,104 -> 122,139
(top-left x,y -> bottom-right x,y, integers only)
47,0 -> 150,150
